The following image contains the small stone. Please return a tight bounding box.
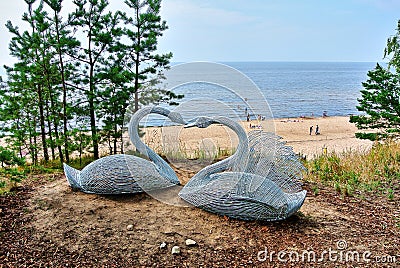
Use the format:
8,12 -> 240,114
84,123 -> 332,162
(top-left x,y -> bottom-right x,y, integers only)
160,242 -> 167,249
185,239 -> 197,246
171,246 -> 180,255
126,224 -> 134,231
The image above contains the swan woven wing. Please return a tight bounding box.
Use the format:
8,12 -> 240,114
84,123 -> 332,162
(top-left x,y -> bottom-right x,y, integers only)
180,171 -> 306,221
242,130 -> 305,193
234,171 -> 306,219
179,116 -> 307,221
64,106 -> 184,194
64,155 -> 141,194
64,154 -> 178,194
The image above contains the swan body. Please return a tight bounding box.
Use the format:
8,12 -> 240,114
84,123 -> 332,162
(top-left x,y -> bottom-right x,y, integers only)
179,116 -> 306,221
63,106 -> 185,194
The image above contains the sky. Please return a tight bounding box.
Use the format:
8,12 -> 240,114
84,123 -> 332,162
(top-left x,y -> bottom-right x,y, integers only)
0,0 -> 399,76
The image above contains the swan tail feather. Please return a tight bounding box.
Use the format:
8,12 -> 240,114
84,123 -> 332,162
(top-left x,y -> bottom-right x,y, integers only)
63,163 -> 82,190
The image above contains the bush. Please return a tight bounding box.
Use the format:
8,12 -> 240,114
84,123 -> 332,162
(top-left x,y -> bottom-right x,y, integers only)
0,146 -> 25,167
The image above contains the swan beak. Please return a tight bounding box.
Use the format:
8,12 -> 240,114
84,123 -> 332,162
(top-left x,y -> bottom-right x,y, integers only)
184,122 -> 197,128
184,118 -> 198,128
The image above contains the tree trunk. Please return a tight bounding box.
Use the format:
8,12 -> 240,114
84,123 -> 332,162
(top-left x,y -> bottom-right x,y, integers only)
37,85 -> 49,162
120,124 -> 124,154
33,117 -> 38,165
88,87 -> 99,159
48,87 -> 64,164
113,115 -> 118,154
108,136 -> 112,155
134,6 -> 141,112
45,103 -> 55,160
88,19 -> 99,159
28,121 -> 35,164
54,11 -> 70,163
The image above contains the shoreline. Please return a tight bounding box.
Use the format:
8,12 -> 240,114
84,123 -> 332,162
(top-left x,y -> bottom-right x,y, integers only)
0,115 -> 371,161
271,116 -> 373,157
139,115 -> 373,159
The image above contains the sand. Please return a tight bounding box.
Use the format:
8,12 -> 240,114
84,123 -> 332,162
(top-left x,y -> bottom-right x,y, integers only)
271,116 -> 373,157
140,116 -> 373,160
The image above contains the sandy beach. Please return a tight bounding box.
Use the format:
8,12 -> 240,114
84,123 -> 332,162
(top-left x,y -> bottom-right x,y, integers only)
272,116 -> 373,157
141,116 -> 373,160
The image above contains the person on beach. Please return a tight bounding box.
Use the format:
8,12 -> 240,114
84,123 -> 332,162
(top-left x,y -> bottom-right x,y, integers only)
247,113 -> 250,122
315,125 -> 320,135
309,126 -> 313,135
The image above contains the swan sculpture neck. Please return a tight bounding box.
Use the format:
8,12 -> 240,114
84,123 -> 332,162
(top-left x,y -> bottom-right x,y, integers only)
128,106 -> 185,178
193,116 -> 249,179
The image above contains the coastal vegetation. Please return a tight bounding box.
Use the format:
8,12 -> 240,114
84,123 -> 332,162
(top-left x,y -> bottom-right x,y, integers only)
0,0 -> 398,205
350,20 -> 400,141
0,0 -> 181,167
305,141 -> 399,199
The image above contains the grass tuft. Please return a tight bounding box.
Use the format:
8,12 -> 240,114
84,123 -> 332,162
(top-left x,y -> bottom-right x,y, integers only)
304,141 -> 400,198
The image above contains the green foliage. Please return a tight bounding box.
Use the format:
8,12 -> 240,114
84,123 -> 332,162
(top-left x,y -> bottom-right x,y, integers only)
351,20 -> 400,141
1,0 -> 176,163
305,142 -> 400,198
0,146 -> 25,167
67,155 -> 97,170
1,0 -> 80,165
311,185 -> 319,195
350,63 -> 400,140
387,188 -> 394,201
120,0 -> 179,111
384,20 -> 400,73
68,0 -> 125,159
354,132 -> 379,141
0,167 -> 27,193
4,168 -> 26,184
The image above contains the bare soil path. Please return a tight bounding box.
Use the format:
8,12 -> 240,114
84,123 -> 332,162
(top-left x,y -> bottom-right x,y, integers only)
1,164 -> 399,267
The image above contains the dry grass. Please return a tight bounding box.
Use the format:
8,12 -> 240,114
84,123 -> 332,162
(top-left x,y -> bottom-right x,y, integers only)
2,135 -> 400,201
304,141 -> 400,198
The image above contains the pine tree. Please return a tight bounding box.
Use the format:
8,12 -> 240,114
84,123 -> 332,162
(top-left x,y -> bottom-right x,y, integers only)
2,0 -> 180,164
121,0 -> 178,112
44,0 -> 80,163
3,0 -> 46,164
69,0 -> 123,159
350,20 -> 400,140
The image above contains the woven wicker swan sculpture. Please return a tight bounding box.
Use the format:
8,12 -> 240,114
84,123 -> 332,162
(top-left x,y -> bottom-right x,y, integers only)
179,116 -> 307,221
63,106 -> 185,194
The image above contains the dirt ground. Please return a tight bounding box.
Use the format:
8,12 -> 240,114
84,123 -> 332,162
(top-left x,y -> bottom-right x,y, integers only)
1,162 -> 399,267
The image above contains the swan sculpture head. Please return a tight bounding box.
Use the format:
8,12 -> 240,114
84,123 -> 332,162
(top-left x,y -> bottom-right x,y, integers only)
185,116 -> 215,129
149,106 -> 186,125
169,111 -> 186,125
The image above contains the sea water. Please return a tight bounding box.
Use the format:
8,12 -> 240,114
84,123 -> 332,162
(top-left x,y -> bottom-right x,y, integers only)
144,61 -> 377,126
